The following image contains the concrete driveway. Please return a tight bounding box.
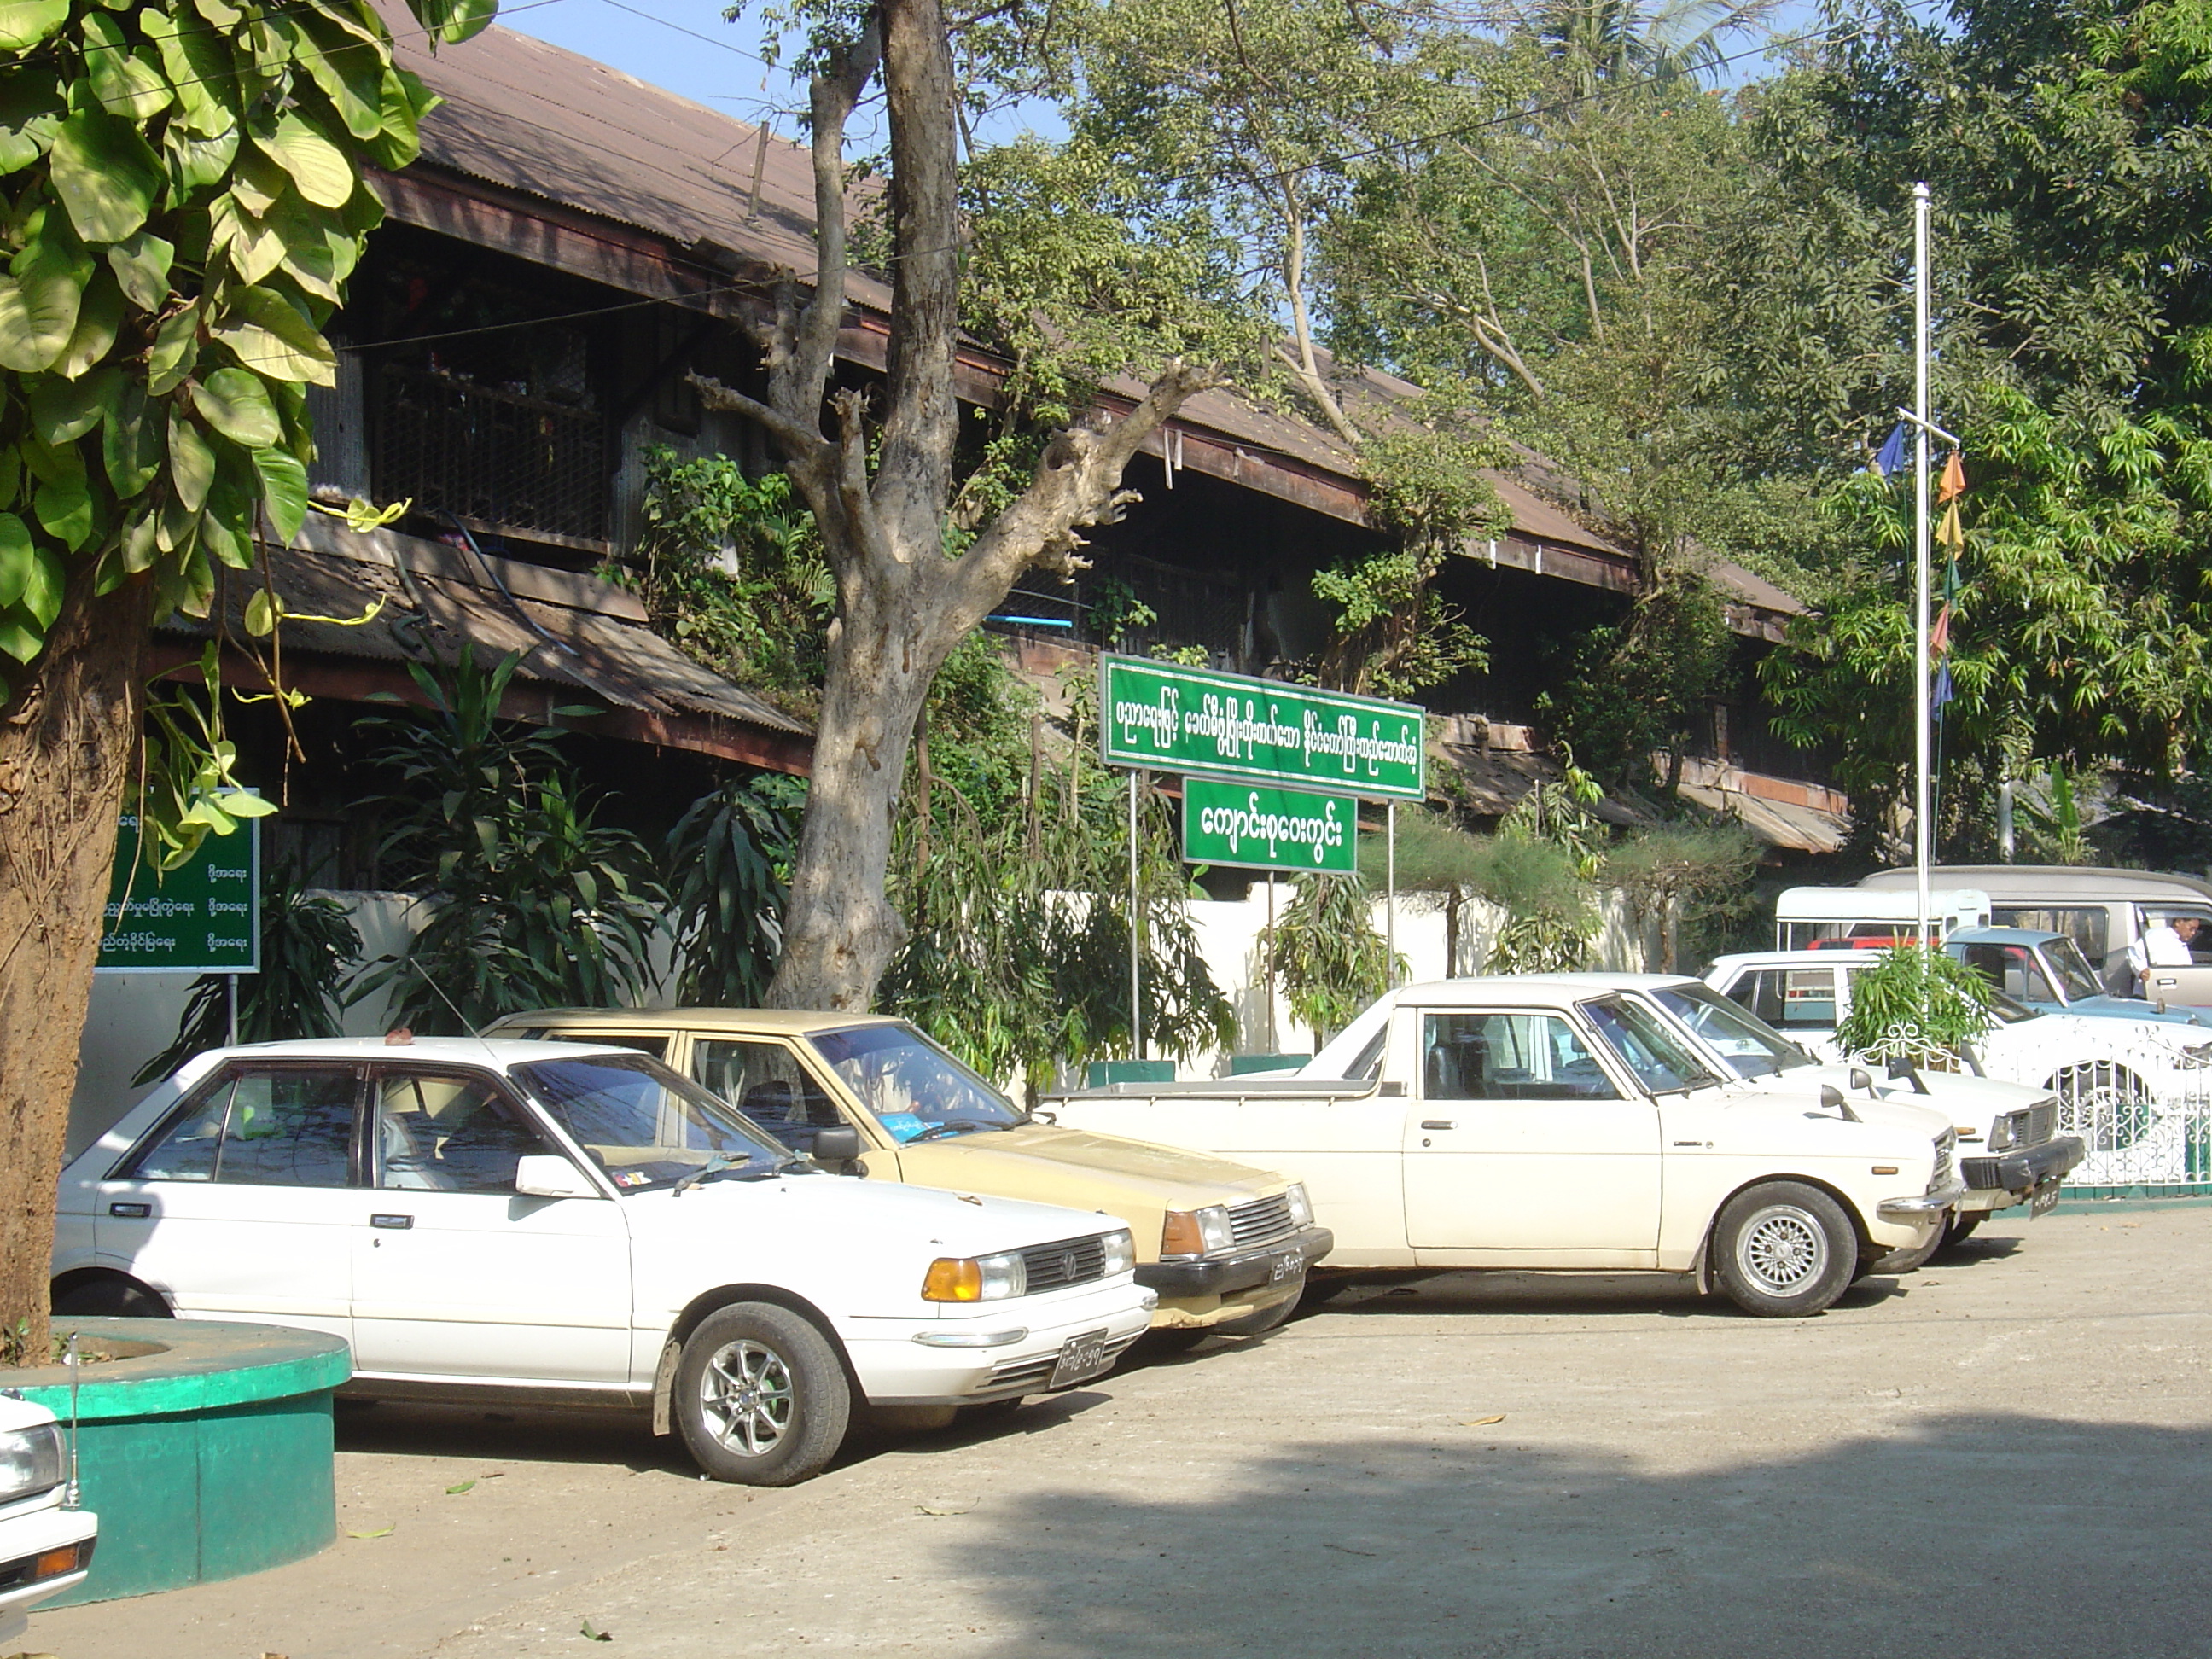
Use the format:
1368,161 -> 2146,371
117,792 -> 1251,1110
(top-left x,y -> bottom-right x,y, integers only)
37,1203 -> 2212,1658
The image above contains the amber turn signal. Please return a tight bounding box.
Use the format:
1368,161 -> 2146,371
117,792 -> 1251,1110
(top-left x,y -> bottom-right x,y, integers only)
922,1258 -> 983,1301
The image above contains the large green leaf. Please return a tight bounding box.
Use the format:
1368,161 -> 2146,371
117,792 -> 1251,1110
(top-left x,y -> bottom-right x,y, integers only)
49,107 -> 162,245
103,381 -> 160,496
189,367 -> 281,449
167,408 -> 215,513
28,366 -> 116,445
147,301 -> 200,396
152,14 -> 240,139
106,231 -> 173,311
0,0 -> 68,52
55,267 -> 121,378
369,68 -> 437,171
288,14 -> 384,140
18,544 -> 61,630
0,73 -> 63,172
0,512 -> 32,609
0,239 -> 84,374
253,445 -> 308,542
166,126 -> 239,193
209,287 -> 335,385
253,114 -> 352,210
33,474 -> 92,550
82,15 -> 172,121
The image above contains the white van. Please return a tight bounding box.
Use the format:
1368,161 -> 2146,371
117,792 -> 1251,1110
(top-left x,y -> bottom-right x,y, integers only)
1858,866 -> 2212,1004
1774,886 -> 1992,950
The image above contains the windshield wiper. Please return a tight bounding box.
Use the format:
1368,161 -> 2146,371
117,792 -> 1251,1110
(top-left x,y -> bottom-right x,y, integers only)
671,1154 -> 741,1196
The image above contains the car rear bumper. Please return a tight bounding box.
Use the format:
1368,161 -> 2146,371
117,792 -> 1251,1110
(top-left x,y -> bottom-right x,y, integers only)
1137,1225 -> 1335,1300
1957,1136 -> 2087,1213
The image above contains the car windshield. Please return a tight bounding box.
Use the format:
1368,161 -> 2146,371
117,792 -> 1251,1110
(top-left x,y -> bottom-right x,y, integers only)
2043,937 -> 2105,1003
1645,984 -> 1813,1079
806,1022 -> 1022,1141
1580,997 -> 1724,1094
512,1052 -> 796,1191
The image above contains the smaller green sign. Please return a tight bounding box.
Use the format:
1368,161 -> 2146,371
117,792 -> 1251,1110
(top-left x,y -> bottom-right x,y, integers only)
96,811 -> 260,975
1182,777 -> 1357,874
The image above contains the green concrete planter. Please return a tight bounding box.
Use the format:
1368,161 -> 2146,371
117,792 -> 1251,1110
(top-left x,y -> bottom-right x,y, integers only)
9,1318 -> 351,1605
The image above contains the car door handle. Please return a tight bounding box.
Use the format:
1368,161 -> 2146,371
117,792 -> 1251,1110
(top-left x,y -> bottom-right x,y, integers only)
108,1202 -> 151,1219
1420,1119 -> 1456,1131
370,1214 -> 414,1230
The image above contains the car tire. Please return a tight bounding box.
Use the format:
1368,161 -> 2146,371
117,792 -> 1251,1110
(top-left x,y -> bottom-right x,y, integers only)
672,1303 -> 851,1487
50,1275 -> 171,1318
1861,1227 -> 1943,1277
1936,1213 -> 1982,1256
1711,1182 -> 1858,1318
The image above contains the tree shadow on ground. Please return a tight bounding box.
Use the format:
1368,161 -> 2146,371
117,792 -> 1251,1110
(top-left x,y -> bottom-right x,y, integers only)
939,1412 -> 2212,1659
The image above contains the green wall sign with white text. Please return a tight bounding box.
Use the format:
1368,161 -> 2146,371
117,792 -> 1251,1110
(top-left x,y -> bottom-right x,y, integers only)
1100,655 -> 1425,800
1182,777 -> 1358,874
96,812 -> 260,975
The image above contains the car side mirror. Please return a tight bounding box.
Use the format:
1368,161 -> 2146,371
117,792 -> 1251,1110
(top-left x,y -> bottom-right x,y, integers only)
1818,1084 -> 1862,1122
1848,1068 -> 1875,1092
515,1155 -> 602,1200
811,1126 -> 863,1167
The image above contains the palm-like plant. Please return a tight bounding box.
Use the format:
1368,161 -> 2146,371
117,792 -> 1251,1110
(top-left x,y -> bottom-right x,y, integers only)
1531,0 -> 1779,94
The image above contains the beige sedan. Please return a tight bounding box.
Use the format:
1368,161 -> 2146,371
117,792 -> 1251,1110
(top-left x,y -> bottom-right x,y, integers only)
486,1009 -> 1332,1338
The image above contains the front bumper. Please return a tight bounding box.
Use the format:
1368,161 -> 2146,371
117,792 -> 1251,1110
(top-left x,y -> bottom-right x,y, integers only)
1876,1176 -> 1968,1225
0,1498 -> 97,1627
1137,1225 -> 1335,1300
1956,1137 -> 2087,1213
847,1279 -> 1155,1406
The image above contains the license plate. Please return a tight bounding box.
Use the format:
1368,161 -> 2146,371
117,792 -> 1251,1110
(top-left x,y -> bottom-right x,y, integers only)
1048,1330 -> 1113,1389
2030,1179 -> 2062,1218
1267,1249 -> 1305,1285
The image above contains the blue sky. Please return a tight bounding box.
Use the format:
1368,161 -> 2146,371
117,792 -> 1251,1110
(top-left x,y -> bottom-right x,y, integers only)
492,0 -> 1835,141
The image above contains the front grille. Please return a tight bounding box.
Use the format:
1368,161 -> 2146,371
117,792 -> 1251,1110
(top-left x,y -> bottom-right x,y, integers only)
1991,1101 -> 2058,1152
1020,1234 -> 1108,1293
982,1331 -> 1139,1393
1229,1193 -> 1296,1249
1929,1134 -> 1954,1192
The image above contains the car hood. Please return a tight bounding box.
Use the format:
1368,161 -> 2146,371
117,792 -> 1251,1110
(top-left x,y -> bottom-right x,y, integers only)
899,1123 -> 1288,1212
1713,1080 -> 1953,1139
638,1167 -> 1124,1255
2064,995 -> 2209,1026
1738,1063 -> 2045,1114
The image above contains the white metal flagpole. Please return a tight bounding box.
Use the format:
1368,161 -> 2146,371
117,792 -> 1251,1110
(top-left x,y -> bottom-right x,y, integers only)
1912,180 -> 1933,947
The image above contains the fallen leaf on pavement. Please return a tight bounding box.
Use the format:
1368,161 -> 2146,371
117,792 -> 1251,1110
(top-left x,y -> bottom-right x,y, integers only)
346,1527 -> 394,1540
1323,1543 -> 1377,1557
581,1621 -> 613,1642
1460,1415 -> 1506,1426
917,1501 -> 975,1516
446,1480 -> 477,1495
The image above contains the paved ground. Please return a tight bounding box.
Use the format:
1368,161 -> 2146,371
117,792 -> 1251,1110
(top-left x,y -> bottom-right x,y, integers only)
33,1203 -> 2212,1658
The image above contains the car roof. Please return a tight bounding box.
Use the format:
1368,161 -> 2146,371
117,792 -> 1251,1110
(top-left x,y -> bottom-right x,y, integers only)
1948,926 -> 2064,946
191,1036 -> 650,1068
483,1007 -> 905,1036
1368,976 -> 1689,1005
1708,952 -> 1870,969
1859,864 -> 2212,901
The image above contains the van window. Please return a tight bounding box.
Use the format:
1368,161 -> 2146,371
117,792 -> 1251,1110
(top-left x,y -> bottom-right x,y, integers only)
2139,905 -> 2212,964
1731,967 -> 1838,1031
1990,906 -> 2110,962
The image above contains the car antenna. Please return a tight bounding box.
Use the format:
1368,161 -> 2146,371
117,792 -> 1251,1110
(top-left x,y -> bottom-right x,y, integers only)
415,966 -> 486,1040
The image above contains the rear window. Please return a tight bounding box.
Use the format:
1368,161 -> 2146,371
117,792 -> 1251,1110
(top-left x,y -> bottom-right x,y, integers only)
1991,906 -> 2110,961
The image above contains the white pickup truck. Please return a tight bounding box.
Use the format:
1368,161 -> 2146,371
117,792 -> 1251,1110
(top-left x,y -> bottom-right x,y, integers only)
1044,978 -> 1965,1318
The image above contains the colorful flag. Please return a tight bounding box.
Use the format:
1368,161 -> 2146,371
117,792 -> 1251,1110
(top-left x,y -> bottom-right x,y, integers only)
1876,422 -> 1909,479
1931,661 -> 1954,710
1938,449 -> 1967,503
1931,603 -> 1952,655
1936,501 -> 1964,553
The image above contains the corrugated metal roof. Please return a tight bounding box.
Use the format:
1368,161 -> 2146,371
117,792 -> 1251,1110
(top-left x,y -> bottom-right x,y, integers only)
157,513 -> 809,737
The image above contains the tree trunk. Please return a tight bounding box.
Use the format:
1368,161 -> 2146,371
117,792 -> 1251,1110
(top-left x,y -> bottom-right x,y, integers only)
0,575 -> 150,1356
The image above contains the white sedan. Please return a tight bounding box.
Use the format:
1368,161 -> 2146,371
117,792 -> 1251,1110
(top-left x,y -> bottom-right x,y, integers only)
0,1394 -> 96,1645
52,1038 -> 1155,1486
1705,951 -> 2210,1187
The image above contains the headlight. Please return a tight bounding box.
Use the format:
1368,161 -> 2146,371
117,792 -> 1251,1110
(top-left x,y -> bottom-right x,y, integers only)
1161,1206 -> 1236,1257
0,1423 -> 65,1505
1100,1229 -> 1135,1277
1285,1184 -> 1313,1227
921,1251 -> 1027,1301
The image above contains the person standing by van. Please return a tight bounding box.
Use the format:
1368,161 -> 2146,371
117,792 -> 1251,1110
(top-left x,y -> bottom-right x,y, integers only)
2132,913 -> 2199,981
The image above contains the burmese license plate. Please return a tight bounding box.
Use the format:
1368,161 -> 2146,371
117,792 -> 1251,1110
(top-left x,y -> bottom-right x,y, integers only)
1049,1330 -> 1113,1389
2030,1179 -> 2062,1218
1267,1249 -> 1305,1284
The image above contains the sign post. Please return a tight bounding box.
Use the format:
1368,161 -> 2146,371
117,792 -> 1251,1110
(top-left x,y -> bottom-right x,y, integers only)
1099,656 -> 1425,1057
96,812 -> 261,977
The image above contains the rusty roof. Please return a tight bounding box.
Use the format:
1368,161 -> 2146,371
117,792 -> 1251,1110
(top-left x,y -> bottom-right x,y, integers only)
157,512 -> 810,742
387,20 -> 1802,627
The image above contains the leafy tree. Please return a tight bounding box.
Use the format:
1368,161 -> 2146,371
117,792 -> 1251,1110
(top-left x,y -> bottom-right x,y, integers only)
1257,873 -> 1396,1045
694,0 -> 1249,1014
666,775 -> 800,1007
356,650 -> 667,1033
1834,944 -> 1994,1065
0,0 -> 487,1353
1604,819 -> 1761,970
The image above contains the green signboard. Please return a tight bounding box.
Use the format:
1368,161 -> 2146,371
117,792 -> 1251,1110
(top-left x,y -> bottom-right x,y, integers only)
1100,655 -> 1425,800
96,811 -> 260,975
1182,777 -> 1357,874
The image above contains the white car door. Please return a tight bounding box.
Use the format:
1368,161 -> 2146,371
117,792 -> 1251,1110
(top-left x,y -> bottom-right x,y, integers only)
92,1062 -> 366,1344
1401,1009 -> 1662,1260
350,1065 -> 632,1386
